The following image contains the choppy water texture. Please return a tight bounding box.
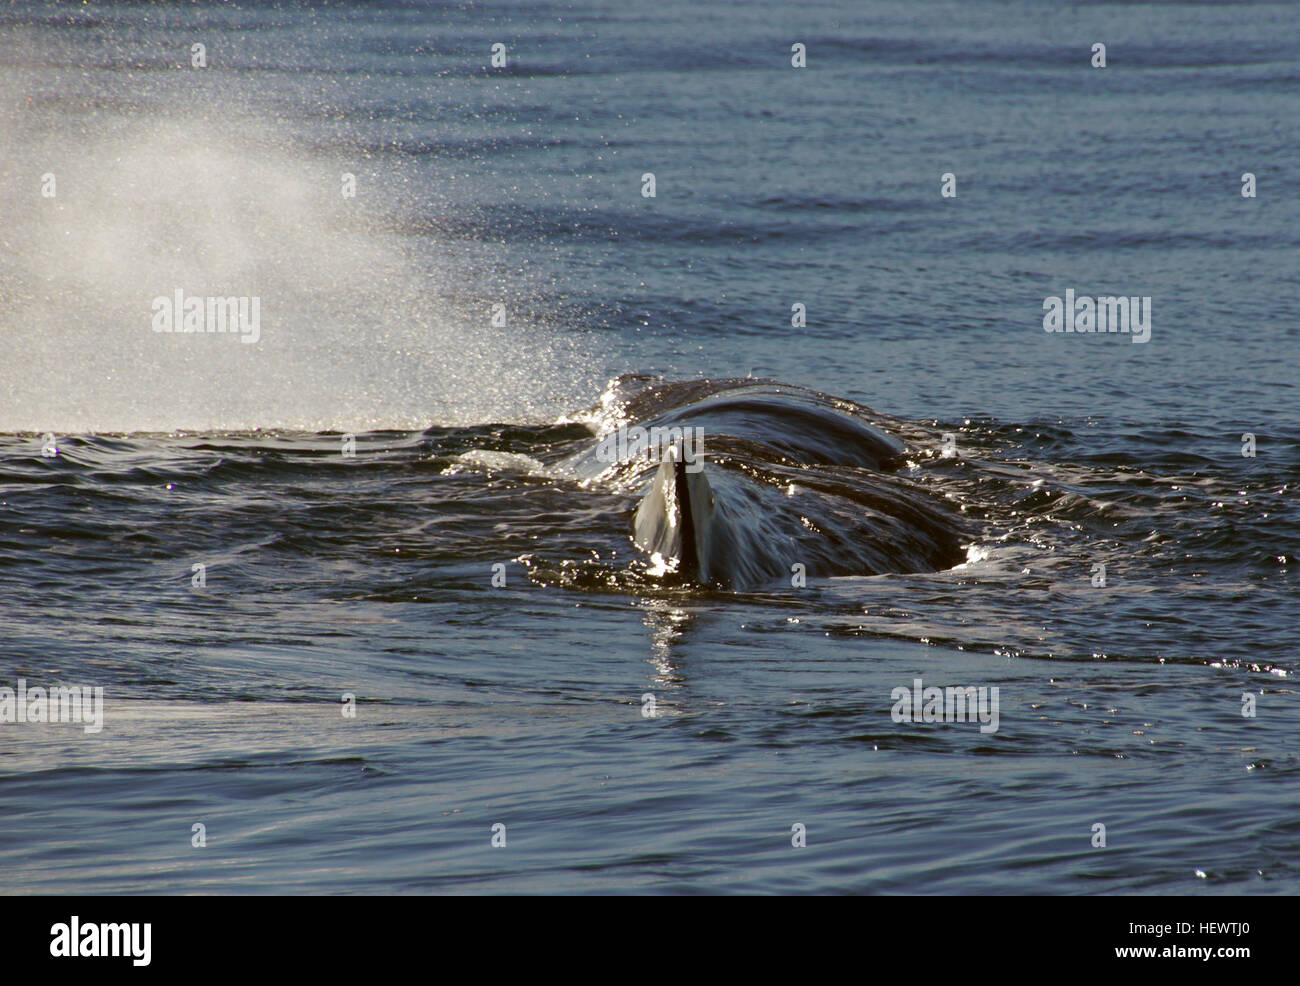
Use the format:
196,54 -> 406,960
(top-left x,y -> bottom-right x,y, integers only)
1,0 -> 1297,894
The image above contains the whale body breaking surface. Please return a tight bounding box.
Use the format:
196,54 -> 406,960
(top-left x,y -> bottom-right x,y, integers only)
553,375 -> 972,589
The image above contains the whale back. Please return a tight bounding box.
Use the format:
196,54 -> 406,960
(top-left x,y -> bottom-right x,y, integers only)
582,376 -> 970,588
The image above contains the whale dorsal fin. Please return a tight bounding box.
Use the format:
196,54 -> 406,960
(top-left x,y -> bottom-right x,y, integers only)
632,439 -> 714,580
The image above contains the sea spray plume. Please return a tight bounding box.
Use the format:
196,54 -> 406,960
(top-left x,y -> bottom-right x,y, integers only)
0,73 -> 594,431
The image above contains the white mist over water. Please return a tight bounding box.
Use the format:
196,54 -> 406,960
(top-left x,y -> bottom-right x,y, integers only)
0,82 -> 598,433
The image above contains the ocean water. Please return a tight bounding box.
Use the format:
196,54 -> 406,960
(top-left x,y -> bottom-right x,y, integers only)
1,0 -> 1297,895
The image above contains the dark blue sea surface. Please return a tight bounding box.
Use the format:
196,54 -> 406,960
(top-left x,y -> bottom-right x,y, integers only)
0,0 -> 1297,894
